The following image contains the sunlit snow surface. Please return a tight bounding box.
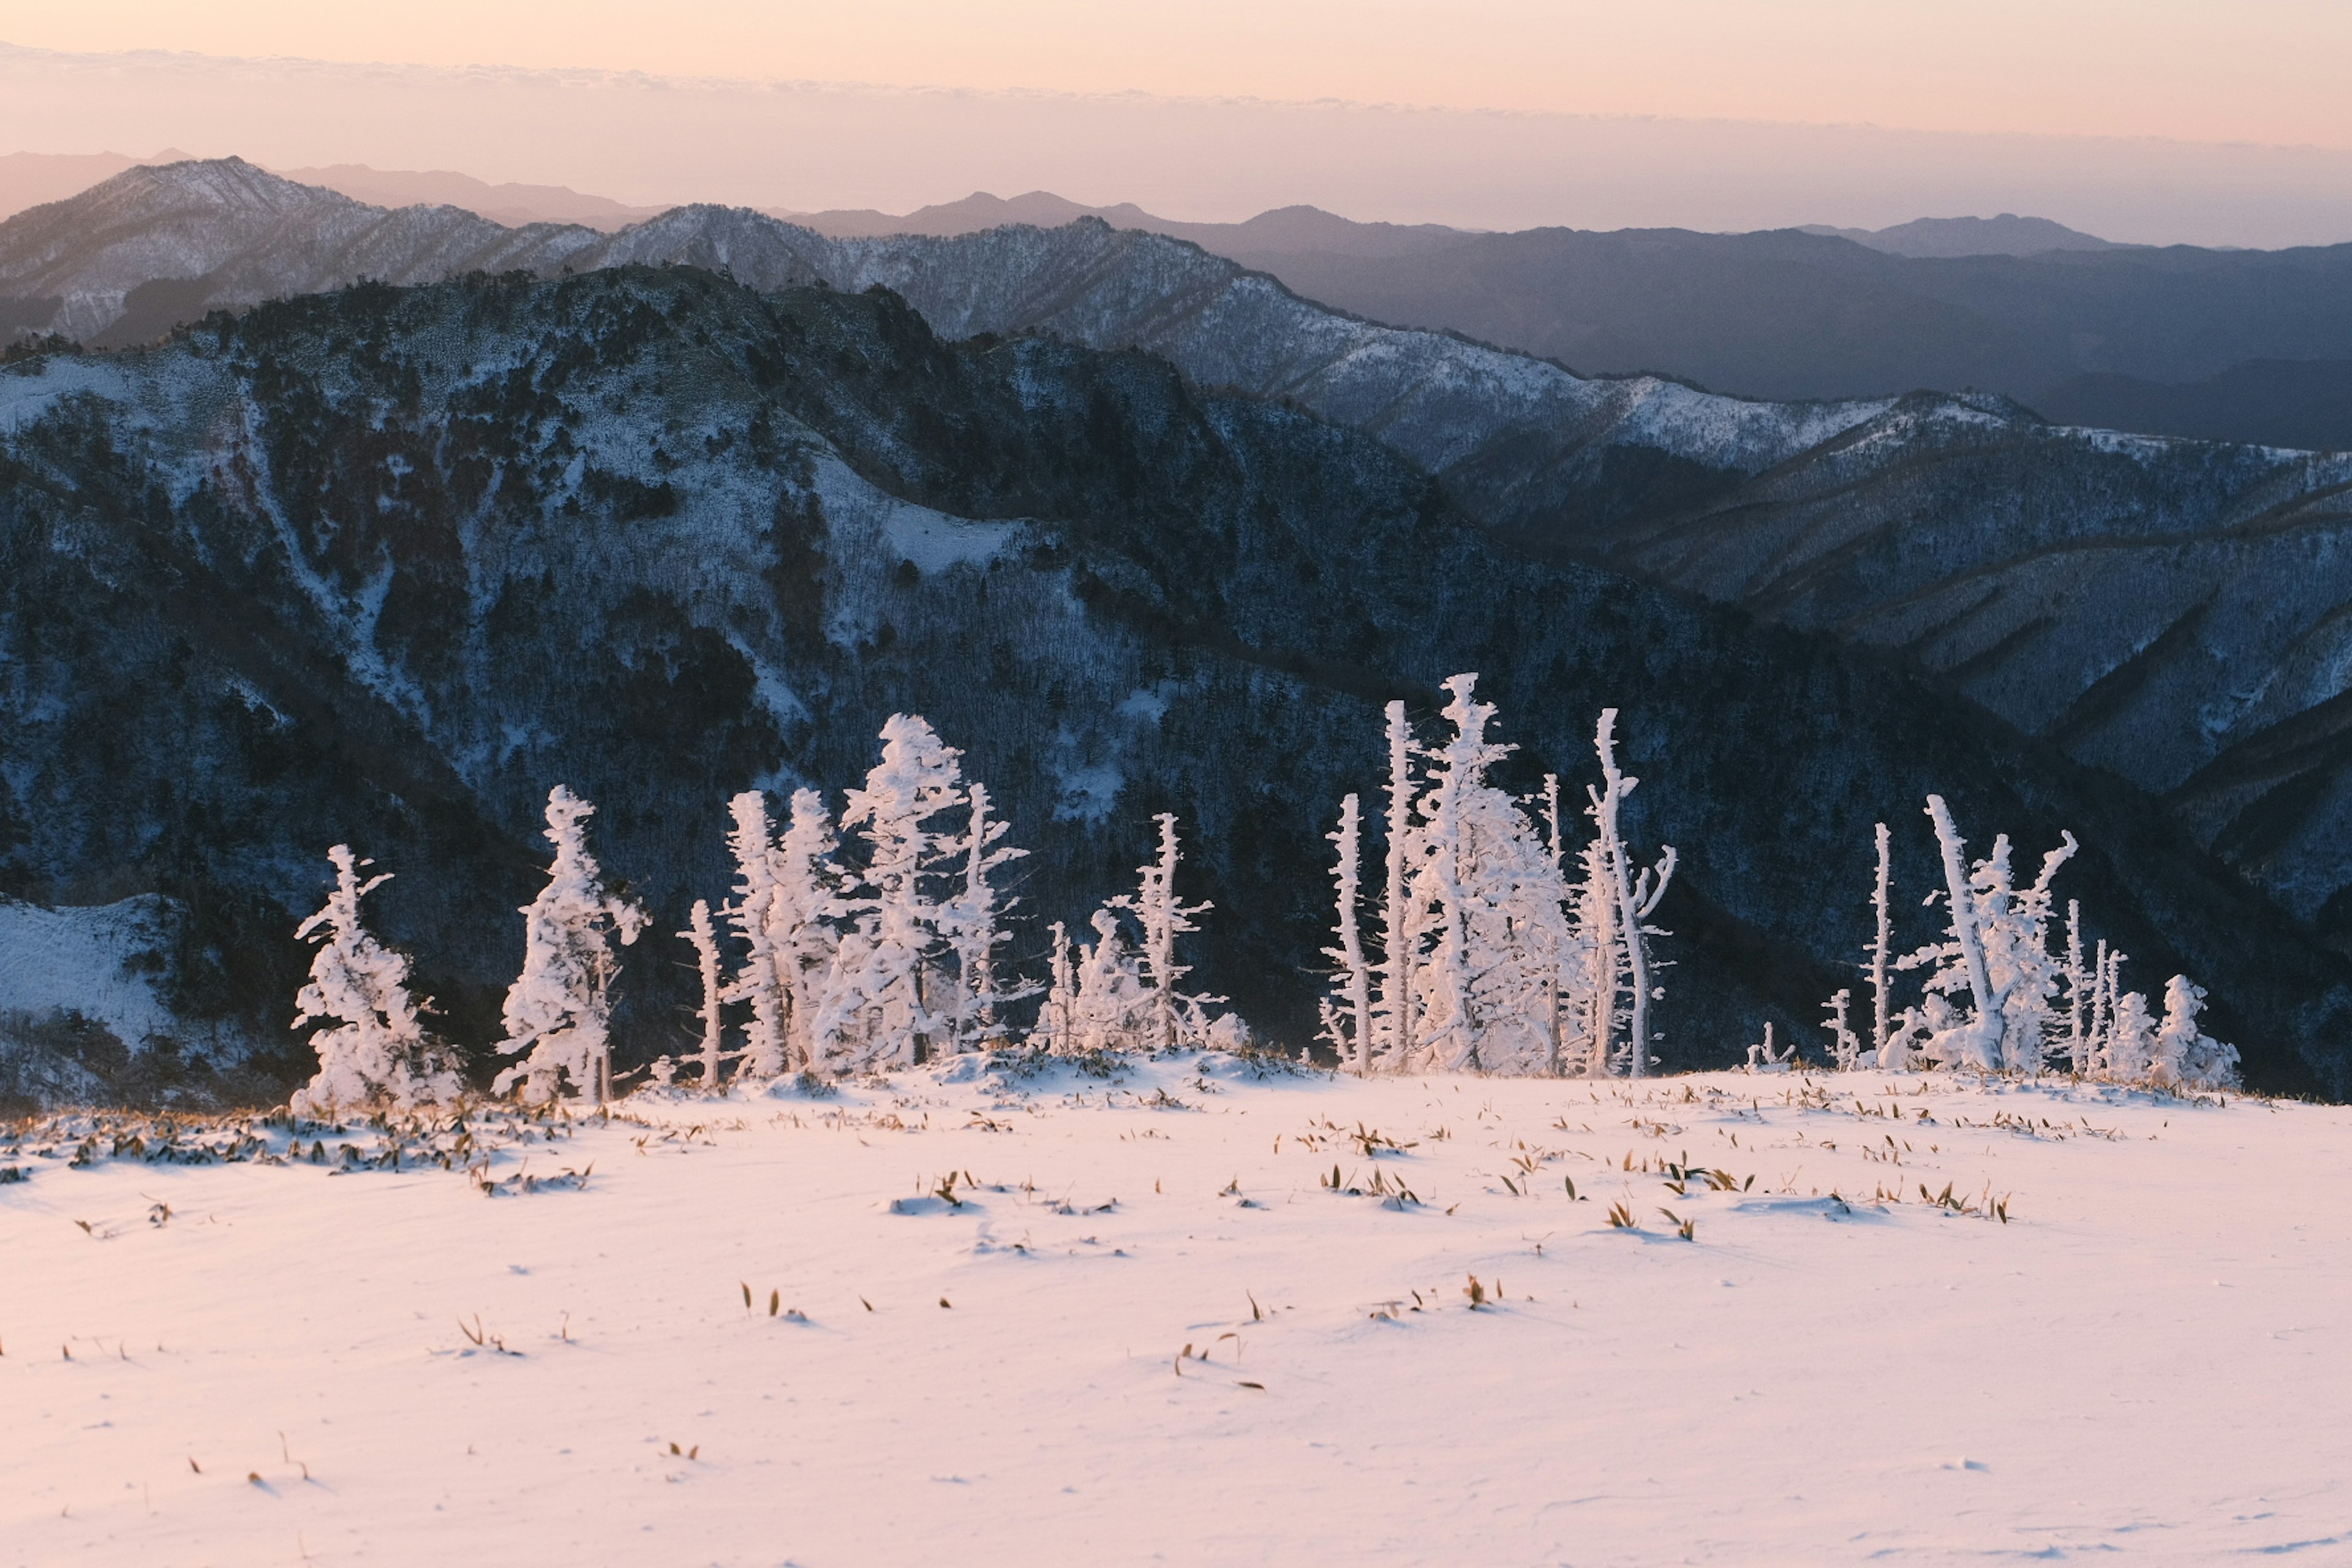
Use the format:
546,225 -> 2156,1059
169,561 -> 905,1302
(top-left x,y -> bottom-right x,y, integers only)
6,1055 -> 2346,1566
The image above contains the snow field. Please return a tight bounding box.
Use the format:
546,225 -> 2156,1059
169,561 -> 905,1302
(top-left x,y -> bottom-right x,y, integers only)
5,1057 -> 2348,1566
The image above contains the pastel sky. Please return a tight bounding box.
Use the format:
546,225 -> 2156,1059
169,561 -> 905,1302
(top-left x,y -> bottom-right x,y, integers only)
12,0 -> 2350,148
4,3 -> 2350,243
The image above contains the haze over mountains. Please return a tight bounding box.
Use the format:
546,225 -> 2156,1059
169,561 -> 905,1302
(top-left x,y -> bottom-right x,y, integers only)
1800,213 -> 2126,258
9,158 -> 2352,1096
5,153 -> 2344,450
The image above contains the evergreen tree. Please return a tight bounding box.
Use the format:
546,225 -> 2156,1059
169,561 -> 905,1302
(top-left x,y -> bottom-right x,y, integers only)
2153,974 -> 2239,1088
813,715 -> 967,1069
940,780 -> 1030,1049
290,845 -> 459,1115
1409,675 -> 1578,1074
494,786 -> 647,1104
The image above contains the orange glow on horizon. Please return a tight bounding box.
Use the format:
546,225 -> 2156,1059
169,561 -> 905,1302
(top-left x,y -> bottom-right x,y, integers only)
5,0 -> 2350,153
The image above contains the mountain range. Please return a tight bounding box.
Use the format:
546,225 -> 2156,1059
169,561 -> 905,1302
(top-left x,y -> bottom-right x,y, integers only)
6,265 -> 2346,1102
6,159 -> 2352,1099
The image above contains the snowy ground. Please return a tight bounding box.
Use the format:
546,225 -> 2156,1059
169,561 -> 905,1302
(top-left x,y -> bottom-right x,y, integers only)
5,1055 -> 2347,1567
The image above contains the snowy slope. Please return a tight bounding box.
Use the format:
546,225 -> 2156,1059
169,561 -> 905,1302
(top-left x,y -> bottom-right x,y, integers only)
4,1057 -> 2344,1565
0,896 -> 179,1045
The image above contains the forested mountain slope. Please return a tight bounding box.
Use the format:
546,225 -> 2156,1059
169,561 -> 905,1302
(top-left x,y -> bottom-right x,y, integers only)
1206,225 -> 2352,443
6,270 -> 2346,1098
797,225 -> 2352,939
11,164 -> 2352,991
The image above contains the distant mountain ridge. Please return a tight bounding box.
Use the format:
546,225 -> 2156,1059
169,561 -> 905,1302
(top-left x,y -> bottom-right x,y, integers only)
13,158 -> 2346,441
1799,213 -> 2126,258
9,161 -> 2352,951
273,164 -> 669,232
777,188 -> 1477,258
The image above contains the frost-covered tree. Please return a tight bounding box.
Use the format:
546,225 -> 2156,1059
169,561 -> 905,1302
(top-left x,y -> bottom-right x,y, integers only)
940,781 -> 1030,1049
682,899 -> 729,1093
1868,823 -> 1901,1069
726,788 -> 845,1079
1070,906 -> 1147,1054
1823,989 -> 1863,1071
1035,919 -> 1080,1054
1408,676 -> 1580,1074
812,715 -> 974,1069
2084,938 -> 2117,1076
494,786 -> 648,1105
724,792 -> 785,1080
1370,702 -> 1430,1072
2062,900 -> 2090,1074
1327,681 -> 1675,1079
1123,813 -> 1217,1052
1986,832 -> 2076,1072
1321,793 -> 1374,1072
1588,709 -> 1675,1077
2105,980 -> 2157,1082
1567,833 -> 1623,1076
290,845 -> 459,1116
2152,974 -> 2239,1089
1904,797 -> 2008,1072
1904,798 -> 2076,1074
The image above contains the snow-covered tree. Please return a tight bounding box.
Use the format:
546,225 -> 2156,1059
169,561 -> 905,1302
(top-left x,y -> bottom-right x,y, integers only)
725,788 -> 846,1079
1904,797 -> 2008,1072
1904,798 -> 2076,1074
1868,822 -> 1901,1069
1123,813 -> 1218,1052
812,715 -> 982,1069
2083,938 -> 2116,1076
682,899 -> 729,1093
1371,701 -> 1428,1072
1823,989 -> 1863,1070
1321,793 -> 1374,1072
2151,974 -> 2239,1088
2105,981 -> 2157,1082
1588,709 -> 1675,1077
494,786 -> 647,1105
1405,676 -> 1581,1074
1070,906 -> 1147,1055
290,845 -> 459,1116
1567,833 -> 1623,1076
724,792 -> 786,1080
940,780 -> 1030,1049
1035,919 -> 1080,1054
2062,900 -> 2090,1074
